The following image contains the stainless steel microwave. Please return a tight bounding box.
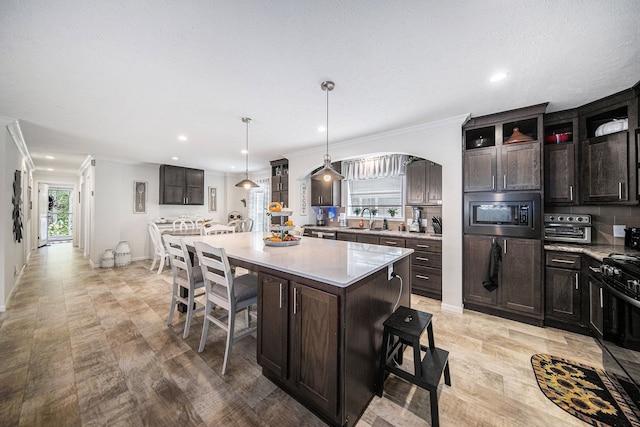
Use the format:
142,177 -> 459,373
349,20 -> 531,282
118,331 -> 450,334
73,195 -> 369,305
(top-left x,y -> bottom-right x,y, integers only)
463,192 -> 541,238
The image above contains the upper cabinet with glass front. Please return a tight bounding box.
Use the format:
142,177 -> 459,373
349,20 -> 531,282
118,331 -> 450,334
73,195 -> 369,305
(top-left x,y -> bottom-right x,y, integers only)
463,104 -> 547,193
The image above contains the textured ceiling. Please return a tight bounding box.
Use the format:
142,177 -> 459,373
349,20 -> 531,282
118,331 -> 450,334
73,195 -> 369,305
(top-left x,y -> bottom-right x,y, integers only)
1,1 -> 639,175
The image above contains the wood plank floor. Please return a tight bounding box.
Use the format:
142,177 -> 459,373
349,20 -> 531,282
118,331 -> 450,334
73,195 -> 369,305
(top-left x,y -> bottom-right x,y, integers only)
0,242 -> 603,426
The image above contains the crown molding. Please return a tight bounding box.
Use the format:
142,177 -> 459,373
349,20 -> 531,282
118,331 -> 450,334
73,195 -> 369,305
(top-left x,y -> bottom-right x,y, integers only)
5,119 -> 36,171
286,113 -> 470,159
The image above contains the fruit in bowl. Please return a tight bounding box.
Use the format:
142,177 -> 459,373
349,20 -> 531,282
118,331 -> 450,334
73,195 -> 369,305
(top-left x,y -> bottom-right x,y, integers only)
269,202 -> 282,212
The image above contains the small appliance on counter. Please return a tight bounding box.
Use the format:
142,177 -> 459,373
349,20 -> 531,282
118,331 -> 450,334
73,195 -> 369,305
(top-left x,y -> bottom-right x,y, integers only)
409,207 -> 422,232
625,228 -> 640,250
316,209 -> 326,226
543,213 -> 592,244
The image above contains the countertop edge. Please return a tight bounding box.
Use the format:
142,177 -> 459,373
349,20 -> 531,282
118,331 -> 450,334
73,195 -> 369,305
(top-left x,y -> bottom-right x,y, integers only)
544,243 -> 640,262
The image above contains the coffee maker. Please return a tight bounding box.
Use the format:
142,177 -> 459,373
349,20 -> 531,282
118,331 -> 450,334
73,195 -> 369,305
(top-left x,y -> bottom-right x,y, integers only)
409,207 -> 422,232
316,208 -> 326,226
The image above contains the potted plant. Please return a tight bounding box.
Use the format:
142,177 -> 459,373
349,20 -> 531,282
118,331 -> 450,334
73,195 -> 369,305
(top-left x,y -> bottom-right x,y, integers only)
371,208 -> 378,216
353,208 -> 361,216
387,207 -> 398,217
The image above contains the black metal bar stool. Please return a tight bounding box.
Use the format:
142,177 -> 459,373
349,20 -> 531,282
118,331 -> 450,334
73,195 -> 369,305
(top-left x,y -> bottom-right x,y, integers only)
376,306 -> 451,427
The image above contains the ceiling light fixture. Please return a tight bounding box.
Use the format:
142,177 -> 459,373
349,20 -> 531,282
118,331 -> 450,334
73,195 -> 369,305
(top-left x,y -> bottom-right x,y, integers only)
172,156 -> 179,160
178,135 -> 187,141
311,80 -> 344,182
490,72 -> 507,82
45,155 -> 55,159
235,117 -> 259,189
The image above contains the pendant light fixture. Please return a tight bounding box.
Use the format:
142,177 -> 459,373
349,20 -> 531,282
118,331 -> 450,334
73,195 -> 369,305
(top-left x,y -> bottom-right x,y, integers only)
235,117 -> 259,189
311,80 -> 344,181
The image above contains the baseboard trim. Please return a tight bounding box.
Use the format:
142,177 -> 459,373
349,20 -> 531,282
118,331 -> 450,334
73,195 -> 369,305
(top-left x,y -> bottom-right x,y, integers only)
441,302 -> 463,314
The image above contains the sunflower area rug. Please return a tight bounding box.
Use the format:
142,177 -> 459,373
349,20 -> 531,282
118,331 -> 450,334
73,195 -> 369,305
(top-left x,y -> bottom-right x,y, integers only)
531,354 -> 640,427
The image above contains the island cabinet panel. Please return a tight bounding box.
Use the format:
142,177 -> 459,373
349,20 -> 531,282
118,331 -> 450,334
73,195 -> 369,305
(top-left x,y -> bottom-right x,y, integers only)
291,282 -> 339,417
257,254 -> 411,427
257,274 -> 289,378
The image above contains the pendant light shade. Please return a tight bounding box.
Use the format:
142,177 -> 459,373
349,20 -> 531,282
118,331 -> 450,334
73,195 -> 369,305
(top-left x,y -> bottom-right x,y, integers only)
311,81 -> 344,182
235,117 -> 259,189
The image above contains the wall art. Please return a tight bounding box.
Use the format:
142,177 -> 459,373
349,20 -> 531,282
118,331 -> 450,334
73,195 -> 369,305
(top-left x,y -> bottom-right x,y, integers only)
134,181 -> 147,214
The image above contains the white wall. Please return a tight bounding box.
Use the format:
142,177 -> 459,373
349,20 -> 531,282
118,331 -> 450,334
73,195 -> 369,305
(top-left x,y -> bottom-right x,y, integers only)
286,114 -> 469,312
1,119 -> 31,311
91,160 -> 235,267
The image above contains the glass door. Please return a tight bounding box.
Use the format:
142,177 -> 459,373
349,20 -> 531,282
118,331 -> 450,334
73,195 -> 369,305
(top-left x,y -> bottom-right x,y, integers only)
48,187 -> 73,242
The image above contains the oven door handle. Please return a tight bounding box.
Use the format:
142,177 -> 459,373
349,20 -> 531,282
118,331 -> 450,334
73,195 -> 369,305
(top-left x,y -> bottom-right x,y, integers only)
603,281 -> 640,309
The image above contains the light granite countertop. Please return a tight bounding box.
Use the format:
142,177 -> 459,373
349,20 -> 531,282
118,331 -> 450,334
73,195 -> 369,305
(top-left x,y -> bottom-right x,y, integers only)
302,225 -> 443,240
544,242 -> 640,261
181,232 -> 413,287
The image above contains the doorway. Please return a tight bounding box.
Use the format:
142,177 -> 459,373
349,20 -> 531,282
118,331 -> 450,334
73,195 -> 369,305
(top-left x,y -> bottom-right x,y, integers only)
47,187 -> 74,243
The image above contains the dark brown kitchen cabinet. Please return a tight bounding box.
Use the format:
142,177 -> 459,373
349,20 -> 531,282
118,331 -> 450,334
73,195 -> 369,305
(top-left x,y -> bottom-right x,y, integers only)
577,86 -> 638,205
587,257 -> 604,340
406,159 -> 442,205
291,282 -> 339,415
580,132 -> 630,203
357,234 -> 379,245
543,109 -> 579,205
311,162 -> 341,207
545,252 -> 583,329
463,234 -> 543,325
159,165 -> 204,205
257,272 -> 339,422
407,239 -> 442,300
545,143 -> 576,204
257,273 -> 288,377
270,159 -> 289,207
463,103 -> 546,193
337,232 -> 357,242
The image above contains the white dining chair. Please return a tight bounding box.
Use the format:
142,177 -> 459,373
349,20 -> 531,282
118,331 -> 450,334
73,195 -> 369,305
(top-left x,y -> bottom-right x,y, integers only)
201,224 -> 236,236
148,222 -> 169,274
163,234 -> 205,338
195,241 -> 257,375
173,218 -> 195,231
226,219 -> 244,233
243,217 -> 254,232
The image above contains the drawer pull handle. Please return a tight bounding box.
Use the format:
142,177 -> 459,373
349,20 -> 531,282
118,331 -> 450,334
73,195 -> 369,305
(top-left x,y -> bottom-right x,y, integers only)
551,259 -> 575,264
589,266 -> 600,273
574,272 -> 579,290
279,283 -> 283,309
416,244 -> 430,248
416,274 -> 430,280
384,241 -> 397,245
416,257 -> 430,262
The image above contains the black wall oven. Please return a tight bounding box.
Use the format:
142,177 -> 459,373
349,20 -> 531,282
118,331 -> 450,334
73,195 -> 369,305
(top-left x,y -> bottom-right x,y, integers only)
463,192 -> 541,239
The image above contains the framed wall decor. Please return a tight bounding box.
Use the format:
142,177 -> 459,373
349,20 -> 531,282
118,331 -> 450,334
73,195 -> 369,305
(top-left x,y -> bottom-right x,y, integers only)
208,187 -> 217,212
134,181 -> 147,214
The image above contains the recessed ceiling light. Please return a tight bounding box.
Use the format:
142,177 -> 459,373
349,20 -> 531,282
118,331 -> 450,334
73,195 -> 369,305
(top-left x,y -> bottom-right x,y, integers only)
231,165 -> 236,169
241,149 -> 248,154
172,156 -> 178,160
45,155 -> 55,159
317,126 -> 326,132
490,73 -> 507,82
178,135 -> 187,141
47,168 -> 54,171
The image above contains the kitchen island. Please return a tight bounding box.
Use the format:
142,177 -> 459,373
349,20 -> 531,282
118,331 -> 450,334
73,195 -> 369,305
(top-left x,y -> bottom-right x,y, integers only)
181,232 -> 413,427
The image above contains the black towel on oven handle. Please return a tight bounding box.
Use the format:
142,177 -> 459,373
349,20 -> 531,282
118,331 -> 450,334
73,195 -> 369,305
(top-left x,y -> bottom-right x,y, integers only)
482,240 -> 502,292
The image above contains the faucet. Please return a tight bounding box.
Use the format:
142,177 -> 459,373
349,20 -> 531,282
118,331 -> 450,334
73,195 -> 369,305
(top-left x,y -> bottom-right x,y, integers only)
360,208 -> 374,230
